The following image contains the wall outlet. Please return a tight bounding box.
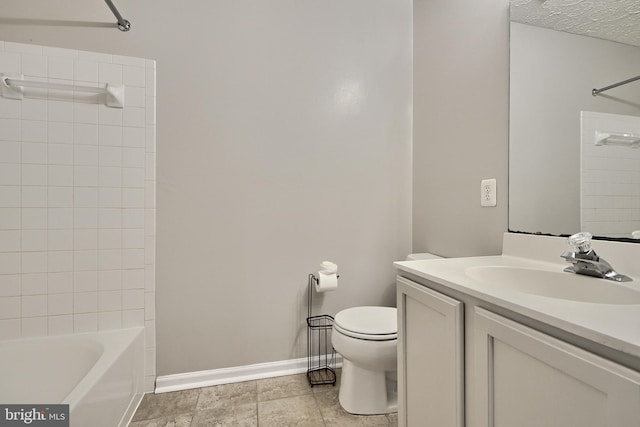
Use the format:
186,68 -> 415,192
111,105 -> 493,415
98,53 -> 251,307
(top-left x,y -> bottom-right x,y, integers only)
481,179 -> 497,207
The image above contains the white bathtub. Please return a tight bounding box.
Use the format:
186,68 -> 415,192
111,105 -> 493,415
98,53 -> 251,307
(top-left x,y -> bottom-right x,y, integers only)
0,327 -> 145,427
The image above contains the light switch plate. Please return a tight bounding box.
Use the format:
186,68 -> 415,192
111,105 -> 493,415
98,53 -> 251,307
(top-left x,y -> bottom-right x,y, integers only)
481,179 -> 497,207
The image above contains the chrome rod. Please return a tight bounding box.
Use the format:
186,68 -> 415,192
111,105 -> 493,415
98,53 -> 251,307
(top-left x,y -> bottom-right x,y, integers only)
592,74 -> 640,96
104,0 -> 131,32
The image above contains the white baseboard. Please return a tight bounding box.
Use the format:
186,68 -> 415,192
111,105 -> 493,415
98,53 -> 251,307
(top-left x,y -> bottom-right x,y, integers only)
154,355 -> 342,394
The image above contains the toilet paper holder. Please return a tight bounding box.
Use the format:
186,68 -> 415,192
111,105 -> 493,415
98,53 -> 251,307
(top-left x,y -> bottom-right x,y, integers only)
306,273 -> 337,387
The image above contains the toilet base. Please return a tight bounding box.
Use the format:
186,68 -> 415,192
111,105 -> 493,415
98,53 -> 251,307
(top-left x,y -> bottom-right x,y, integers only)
338,359 -> 398,415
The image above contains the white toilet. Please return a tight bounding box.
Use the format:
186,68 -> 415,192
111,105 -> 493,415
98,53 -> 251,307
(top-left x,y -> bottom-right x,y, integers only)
332,252 -> 441,415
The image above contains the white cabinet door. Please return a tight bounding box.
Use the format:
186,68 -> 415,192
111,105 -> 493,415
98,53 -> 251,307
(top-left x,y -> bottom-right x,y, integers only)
397,277 -> 464,427
473,307 -> 640,427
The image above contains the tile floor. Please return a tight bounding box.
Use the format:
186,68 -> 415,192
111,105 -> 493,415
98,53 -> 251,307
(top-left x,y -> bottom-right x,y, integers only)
130,371 -> 398,427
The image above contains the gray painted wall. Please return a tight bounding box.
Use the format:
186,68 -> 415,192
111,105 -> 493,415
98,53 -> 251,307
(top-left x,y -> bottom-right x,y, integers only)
0,1 -> 412,375
412,0 -> 510,257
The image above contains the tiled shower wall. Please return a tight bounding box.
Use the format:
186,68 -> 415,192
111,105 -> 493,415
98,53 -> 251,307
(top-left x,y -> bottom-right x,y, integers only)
581,111 -> 640,239
0,41 -> 156,390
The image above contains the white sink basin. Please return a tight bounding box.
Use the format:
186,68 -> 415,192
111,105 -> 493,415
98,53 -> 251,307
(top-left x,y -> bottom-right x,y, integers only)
465,266 -> 640,304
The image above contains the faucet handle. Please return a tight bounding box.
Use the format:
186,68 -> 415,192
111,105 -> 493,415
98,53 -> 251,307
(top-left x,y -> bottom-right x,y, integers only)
568,232 -> 593,253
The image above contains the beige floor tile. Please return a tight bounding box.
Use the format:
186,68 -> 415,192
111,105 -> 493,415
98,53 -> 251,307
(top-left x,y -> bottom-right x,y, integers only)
191,402 -> 257,427
315,389 -> 390,427
387,412 -> 398,427
257,373 -> 314,401
196,380 -> 257,410
258,394 -> 325,427
132,390 -> 200,421
128,414 -> 192,427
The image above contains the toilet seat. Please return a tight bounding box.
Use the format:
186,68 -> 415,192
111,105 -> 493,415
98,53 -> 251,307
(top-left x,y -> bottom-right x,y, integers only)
334,306 -> 397,341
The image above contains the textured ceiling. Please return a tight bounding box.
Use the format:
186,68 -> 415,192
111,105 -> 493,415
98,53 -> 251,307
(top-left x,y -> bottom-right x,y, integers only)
511,0 -> 640,47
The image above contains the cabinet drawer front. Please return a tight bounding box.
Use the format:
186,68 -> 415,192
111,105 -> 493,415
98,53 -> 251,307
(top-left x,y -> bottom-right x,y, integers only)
473,307 -> 640,427
397,277 -> 464,427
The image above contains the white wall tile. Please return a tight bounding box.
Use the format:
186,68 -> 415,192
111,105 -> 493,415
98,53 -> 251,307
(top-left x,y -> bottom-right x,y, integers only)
0,165 -> 21,187
0,230 -> 20,252
0,141 -> 21,163
0,296 -> 21,319
21,252 -> 46,274
73,313 -> 97,333
74,291 -> 97,313
0,275 -> 21,297
73,166 -> 98,188
98,290 -> 121,311
22,229 -> 47,252
0,186 -> 20,207
99,188 -> 122,208
99,125 -> 122,146
48,144 -> 74,165
0,52 -> 21,73
48,293 -> 72,316
123,107 -> 145,127
48,229 -> 73,251
48,165 -> 73,186
21,142 -> 47,164
123,309 -> 144,327
21,208 -> 47,229
99,146 -> 122,167
21,273 -> 46,295
98,63 -> 122,85
48,207 -> 73,229
0,208 -> 21,230
48,122 -> 74,143
22,294 -> 47,317
22,120 -> 47,142
74,250 -> 98,272
0,319 -> 21,340
74,103 -> 99,125
0,253 -> 21,274
47,251 -> 73,273
99,167 -> 121,187
22,316 -> 47,337
48,57 -> 74,80
74,61 -> 99,83
74,123 -> 99,145
48,314 -> 73,335
0,119 -> 21,140
22,54 -> 47,78
98,311 -> 122,330
48,103 -> 73,124
98,208 -> 121,228
22,164 -> 47,186
48,272 -> 73,294
98,270 -> 121,291
0,99 -> 21,120
22,99 -> 48,121
0,44 -> 153,361
73,270 -> 98,292
48,186 -> 73,208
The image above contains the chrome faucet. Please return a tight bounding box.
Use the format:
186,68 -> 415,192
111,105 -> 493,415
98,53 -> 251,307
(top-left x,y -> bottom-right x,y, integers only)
561,232 -> 632,282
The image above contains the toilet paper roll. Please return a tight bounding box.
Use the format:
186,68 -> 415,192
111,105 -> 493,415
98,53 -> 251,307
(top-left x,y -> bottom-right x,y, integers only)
315,271 -> 338,293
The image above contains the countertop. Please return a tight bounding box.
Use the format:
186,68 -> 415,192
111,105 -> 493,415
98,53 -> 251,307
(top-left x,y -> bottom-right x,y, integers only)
394,253 -> 640,361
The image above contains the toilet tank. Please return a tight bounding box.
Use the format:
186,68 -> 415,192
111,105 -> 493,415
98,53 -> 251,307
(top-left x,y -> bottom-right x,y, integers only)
406,253 -> 442,261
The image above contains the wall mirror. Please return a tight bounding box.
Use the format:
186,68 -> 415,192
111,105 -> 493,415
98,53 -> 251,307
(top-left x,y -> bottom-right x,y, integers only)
509,0 -> 640,241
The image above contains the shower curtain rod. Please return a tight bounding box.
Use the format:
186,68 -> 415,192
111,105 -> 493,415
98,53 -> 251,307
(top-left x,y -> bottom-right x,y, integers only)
104,0 -> 131,31
592,74 -> 640,96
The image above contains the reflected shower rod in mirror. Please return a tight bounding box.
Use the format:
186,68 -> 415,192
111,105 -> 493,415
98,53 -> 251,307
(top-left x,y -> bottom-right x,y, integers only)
592,74 -> 640,96
104,0 -> 131,31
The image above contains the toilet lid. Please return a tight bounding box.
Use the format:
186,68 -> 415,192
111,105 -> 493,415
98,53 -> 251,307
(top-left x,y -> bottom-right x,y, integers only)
334,306 -> 397,340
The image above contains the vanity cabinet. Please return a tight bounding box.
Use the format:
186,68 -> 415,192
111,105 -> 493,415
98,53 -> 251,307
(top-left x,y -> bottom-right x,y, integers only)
397,277 -> 464,427
397,275 -> 640,427
473,307 -> 640,427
